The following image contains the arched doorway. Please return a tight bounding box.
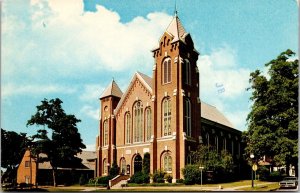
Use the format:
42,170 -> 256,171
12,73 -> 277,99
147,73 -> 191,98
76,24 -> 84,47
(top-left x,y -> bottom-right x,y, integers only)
133,154 -> 142,174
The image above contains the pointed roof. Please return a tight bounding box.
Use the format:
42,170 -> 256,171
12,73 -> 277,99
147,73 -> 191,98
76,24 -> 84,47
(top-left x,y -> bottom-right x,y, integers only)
166,15 -> 188,43
100,80 -> 123,99
114,72 -> 152,115
201,102 -> 235,129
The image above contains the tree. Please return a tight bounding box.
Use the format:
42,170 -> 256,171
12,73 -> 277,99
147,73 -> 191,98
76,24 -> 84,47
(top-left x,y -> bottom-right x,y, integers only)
1,128 -> 29,183
27,98 -> 86,186
244,49 -> 298,176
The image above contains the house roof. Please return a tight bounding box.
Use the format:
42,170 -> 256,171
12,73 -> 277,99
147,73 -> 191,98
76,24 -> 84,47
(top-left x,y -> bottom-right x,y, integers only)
201,102 -> 234,129
100,80 -> 123,99
38,151 -> 96,170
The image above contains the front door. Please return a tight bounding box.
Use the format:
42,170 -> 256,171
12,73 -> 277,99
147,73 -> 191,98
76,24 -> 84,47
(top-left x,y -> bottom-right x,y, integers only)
134,154 -> 142,174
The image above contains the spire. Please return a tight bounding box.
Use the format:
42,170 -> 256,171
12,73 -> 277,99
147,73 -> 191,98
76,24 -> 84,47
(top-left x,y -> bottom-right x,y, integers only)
100,80 -> 123,99
174,0 -> 178,16
165,13 -> 187,43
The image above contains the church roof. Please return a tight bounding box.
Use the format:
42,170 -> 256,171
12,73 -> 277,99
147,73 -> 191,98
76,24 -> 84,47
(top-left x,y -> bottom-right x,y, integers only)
201,102 -> 235,129
114,72 -> 152,115
166,15 -> 188,43
100,80 -> 123,99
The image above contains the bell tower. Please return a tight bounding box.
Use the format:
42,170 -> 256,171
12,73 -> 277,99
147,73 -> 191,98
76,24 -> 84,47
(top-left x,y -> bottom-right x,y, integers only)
151,12 -> 201,180
96,80 -> 123,176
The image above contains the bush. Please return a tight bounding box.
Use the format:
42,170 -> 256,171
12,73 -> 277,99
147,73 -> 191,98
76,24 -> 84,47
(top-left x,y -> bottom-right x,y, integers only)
129,172 -> 150,184
152,170 -> 166,183
164,174 -> 172,183
143,153 -> 150,174
79,174 -> 89,185
176,179 -> 184,183
257,166 -> 270,181
109,162 -> 119,177
182,165 -> 201,185
268,171 -> 283,182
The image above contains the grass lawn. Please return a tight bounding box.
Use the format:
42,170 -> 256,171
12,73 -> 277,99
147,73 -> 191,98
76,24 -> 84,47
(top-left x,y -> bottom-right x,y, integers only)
237,182 -> 279,191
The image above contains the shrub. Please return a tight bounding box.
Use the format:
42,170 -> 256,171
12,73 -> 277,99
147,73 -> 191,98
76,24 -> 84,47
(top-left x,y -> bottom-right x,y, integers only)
268,171 -> 283,182
176,179 -> 184,183
129,172 -> 150,184
182,165 -> 201,185
257,166 -> 270,181
79,174 -> 88,185
152,170 -> 166,183
164,174 -> 172,183
143,153 -> 150,174
109,161 -> 119,177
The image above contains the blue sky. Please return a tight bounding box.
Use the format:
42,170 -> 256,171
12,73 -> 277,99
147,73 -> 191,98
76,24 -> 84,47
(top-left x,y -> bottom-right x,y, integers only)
2,0 -> 298,150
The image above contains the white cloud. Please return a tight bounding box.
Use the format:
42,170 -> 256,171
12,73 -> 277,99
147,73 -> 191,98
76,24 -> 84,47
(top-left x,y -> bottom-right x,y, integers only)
225,110 -> 249,131
2,0 -> 172,82
80,105 -> 99,120
79,84 -> 104,102
1,84 -> 76,98
198,45 -> 250,99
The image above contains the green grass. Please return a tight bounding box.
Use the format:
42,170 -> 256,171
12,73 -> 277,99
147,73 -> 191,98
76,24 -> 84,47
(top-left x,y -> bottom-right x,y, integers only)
128,183 -> 184,187
237,182 -> 279,191
45,188 -> 84,192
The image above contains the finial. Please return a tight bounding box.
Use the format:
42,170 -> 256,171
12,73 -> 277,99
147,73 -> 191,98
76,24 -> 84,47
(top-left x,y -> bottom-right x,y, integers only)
174,0 -> 178,16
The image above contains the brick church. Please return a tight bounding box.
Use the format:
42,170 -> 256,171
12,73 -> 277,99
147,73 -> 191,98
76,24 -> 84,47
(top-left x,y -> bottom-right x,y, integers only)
96,13 -> 242,181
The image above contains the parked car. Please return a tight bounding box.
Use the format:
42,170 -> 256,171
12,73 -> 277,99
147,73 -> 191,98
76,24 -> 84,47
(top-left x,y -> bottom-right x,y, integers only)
279,177 -> 298,189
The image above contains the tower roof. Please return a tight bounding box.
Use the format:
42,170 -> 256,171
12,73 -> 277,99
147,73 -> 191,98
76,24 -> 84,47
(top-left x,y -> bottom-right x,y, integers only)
100,80 -> 123,99
166,15 -> 188,43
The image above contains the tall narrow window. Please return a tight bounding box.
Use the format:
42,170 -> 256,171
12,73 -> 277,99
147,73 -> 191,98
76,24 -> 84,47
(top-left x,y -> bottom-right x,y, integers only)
223,138 -> 227,151
186,155 -> 192,165
163,58 -> 171,84
125,112 -> 131,144
120,158 -> 126,174
206,133 -> 210,146
185,99 -> 191,136
231,141 -> 234,155
134,101 -> 143,142
215,136 -> 219,152
163,153 -> 172,172
103,159 -> 107,174
103,121 -> 108,146
184,59 -> 191,85
145,108 -> 152,141
163,98 -> 171,136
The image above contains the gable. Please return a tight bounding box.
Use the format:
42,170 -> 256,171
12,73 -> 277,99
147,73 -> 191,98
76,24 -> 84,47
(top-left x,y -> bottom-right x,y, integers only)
114,72 -> 152,116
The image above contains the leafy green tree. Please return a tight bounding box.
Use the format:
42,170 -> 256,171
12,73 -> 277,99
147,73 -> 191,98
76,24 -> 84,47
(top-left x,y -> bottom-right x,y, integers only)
27,98 -> 86,186
244,49 -> 298,175
1,128 -> 29,183
109,161 -> 119,177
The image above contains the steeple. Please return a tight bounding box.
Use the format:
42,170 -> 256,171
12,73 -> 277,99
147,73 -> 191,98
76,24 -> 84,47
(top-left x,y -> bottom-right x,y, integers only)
100,80 -> 123,99
165,14 -> 187,43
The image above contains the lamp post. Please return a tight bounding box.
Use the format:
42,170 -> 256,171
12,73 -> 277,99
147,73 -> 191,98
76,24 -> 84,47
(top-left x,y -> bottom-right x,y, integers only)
199,166 -> 204,188
250,153 -> 254,188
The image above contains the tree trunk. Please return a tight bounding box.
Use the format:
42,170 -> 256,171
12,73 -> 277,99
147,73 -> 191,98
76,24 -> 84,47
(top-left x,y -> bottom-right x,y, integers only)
52,168 -> 57,187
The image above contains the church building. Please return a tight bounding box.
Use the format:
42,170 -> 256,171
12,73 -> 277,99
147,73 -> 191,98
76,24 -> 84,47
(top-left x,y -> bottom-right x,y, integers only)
96,12 -> 242,182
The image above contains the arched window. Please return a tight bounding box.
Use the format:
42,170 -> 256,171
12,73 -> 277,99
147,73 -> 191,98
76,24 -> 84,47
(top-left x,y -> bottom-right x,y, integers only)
206,133 -> 210,146
163,58 -> 171,84
125,112 -> 131,144
184,59 -> 191,85
145,108 -> 152,141
103,159 -> 107,174
120,158 -> 126,175
163,98 -> 171,136
185,99 -> 191,136
134,101 -> 143,142
103,121 -> 108,146
163,153 -> 172,172
215,136 -> 219,152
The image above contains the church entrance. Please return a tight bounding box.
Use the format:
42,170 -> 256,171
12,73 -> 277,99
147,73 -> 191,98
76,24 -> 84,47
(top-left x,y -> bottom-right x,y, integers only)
133,154 -> 142,174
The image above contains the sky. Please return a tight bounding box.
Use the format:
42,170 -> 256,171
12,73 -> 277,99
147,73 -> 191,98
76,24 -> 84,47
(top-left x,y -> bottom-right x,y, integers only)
1,0 -> 298,151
